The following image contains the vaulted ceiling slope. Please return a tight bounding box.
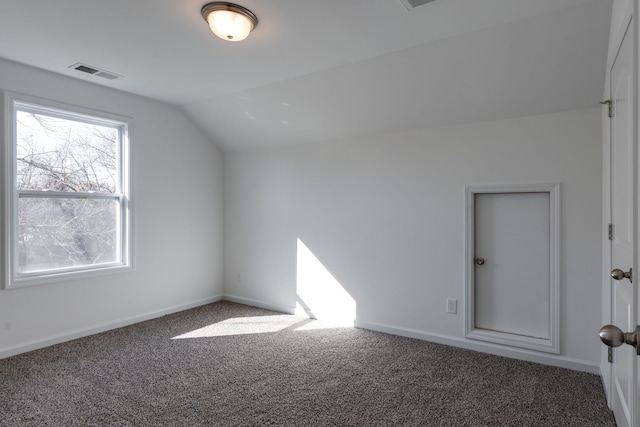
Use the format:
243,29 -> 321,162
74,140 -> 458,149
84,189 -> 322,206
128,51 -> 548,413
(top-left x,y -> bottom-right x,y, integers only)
0,0 -> 612,151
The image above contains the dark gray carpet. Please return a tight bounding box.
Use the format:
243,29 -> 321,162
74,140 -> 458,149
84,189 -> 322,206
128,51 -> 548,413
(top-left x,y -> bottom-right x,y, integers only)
0,301 -> 615,426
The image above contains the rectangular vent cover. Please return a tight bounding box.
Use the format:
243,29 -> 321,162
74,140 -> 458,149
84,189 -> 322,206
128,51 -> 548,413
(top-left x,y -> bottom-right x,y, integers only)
69,63 -> 122,80
401,0 -> 439,10
74,64 -> 98,74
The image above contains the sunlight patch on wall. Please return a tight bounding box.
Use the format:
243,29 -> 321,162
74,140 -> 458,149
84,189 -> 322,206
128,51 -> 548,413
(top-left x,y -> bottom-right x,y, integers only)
296,238 -> 356,325
171,315 -> 301,339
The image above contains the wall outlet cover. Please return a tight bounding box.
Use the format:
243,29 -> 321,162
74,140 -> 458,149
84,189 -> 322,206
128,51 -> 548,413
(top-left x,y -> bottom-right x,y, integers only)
446,298 -> 457,314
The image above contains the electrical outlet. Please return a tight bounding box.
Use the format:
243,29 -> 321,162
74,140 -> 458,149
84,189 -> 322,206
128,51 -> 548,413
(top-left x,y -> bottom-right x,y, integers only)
446,298 -> 457,314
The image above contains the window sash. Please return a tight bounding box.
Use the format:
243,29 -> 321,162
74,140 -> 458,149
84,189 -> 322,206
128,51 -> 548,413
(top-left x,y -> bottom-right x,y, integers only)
14,104 -> 124,195
16,197 -> 125,278
15,192 -> 127,278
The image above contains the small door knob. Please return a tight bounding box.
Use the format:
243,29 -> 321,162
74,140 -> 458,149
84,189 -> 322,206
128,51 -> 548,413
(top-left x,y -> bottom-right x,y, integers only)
475,257 -> 485,266
611,268 -> 632,283
600,324 -> 640,355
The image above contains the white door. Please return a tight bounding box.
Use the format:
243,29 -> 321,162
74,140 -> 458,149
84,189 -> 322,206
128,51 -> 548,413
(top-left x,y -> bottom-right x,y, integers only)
474,192 -> 550,339
606,16 -> 638,427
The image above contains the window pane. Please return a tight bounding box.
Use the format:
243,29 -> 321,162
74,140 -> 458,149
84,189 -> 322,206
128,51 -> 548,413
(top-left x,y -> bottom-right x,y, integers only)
16,111 -> 118,193
18,197 -> 120,274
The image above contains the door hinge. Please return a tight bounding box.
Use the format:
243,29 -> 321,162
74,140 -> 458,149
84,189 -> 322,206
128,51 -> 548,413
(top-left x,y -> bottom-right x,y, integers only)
608,347 -> 613,363
601,100 -> 613,118
608,223 -> 613,240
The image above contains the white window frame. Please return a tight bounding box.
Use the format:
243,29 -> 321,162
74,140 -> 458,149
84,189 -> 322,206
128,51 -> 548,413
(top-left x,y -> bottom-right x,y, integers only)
2,91 -> 134,289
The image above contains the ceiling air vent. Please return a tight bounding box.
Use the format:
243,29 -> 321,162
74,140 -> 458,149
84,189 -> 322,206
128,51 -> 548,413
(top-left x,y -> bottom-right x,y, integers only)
401,0 -> 439,10
68,63 -> 122,80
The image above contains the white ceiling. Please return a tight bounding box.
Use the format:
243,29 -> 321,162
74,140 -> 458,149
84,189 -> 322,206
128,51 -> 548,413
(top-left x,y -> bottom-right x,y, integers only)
0,0 -> 612,151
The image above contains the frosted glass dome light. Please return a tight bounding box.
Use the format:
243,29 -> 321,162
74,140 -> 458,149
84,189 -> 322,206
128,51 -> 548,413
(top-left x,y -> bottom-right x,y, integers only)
201,2 -> 258,42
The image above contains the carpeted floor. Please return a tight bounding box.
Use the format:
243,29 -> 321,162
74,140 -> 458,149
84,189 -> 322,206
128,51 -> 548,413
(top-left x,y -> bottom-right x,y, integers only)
0,301 -> 615,426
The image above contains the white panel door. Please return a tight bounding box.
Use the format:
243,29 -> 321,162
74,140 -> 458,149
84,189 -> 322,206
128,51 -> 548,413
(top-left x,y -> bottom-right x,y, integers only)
474,192 -> 550,339
608,16 -> 637,427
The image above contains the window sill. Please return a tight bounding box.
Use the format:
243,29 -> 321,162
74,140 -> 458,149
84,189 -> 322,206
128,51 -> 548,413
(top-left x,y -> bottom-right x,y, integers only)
4,263 -> 134,290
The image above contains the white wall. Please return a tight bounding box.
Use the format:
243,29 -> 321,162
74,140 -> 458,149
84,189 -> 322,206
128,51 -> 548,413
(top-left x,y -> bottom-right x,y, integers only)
224,108 -> 603,372
0,58 -> 224,358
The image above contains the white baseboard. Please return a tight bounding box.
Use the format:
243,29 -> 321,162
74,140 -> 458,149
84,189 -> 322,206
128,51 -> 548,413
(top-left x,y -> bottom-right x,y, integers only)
220,295 -> 599,374
1,294 -> 601,376
222,294 -> 297,315
0,295 -> 223,360
355,319 -> 600,374
221,295 -> 599,374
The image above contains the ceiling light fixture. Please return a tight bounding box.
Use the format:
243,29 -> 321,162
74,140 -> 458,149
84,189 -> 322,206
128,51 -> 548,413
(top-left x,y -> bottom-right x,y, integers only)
201,2 -> 258,42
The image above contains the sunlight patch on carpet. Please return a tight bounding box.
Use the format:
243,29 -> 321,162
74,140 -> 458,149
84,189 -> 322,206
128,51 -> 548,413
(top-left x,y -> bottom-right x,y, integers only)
293,320 -> 352,331
171,315 -> 303,339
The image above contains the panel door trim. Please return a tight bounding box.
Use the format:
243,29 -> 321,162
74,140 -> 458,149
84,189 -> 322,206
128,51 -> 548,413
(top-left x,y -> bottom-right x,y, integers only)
464,183 -> 561,354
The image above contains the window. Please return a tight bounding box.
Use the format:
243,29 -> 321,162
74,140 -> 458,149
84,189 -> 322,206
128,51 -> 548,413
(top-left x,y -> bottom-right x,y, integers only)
2,92 -> 133,288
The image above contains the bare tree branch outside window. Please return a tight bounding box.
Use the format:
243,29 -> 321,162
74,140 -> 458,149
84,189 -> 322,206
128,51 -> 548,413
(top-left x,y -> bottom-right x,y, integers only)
16,111 -> 122,274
